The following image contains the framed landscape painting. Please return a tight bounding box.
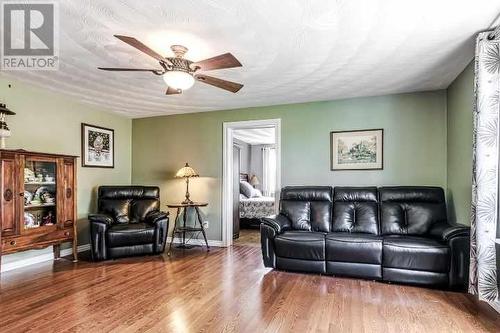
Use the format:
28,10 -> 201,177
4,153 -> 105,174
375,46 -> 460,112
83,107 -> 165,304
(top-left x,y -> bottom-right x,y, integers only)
330,129 -> 383,170
81,123 -> 114,168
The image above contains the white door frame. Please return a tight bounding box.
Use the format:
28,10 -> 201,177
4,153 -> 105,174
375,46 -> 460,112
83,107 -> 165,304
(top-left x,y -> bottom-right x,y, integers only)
222,119 -> 281,247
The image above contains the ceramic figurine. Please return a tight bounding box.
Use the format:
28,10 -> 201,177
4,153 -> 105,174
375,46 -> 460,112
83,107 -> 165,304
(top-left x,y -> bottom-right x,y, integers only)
42,212 -> 54,226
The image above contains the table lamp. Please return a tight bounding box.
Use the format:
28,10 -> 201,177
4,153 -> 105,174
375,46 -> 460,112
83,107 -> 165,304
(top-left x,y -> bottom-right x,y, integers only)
175,162 -> 199,204
250,175 -> 260,188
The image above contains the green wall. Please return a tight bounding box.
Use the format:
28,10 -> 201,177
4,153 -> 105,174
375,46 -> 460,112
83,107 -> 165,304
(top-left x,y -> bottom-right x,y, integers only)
0,67 -> 473,264
446,62 -> 474,225
132,90 -> 447,241
0,77 -> 132,265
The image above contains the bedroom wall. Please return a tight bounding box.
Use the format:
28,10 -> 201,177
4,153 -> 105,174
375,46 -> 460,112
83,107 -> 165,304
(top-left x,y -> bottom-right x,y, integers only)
0,77 -> 132,268
233,138 -> 251,173
132,90 -> 447,242
446,61 -> 474,225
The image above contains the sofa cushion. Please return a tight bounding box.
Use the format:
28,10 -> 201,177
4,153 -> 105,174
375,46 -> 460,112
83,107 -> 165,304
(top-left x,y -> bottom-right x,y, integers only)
280,186 -> 333,232
326,233 -> 382,264
107,223 -> 155,247
99,199 -> 131,224
130,199 -> 159,223
281,201 -> 311,231
379,187 -> 447,235
98,186 -> 159,200
275,231 -> 325,260
333,187 -> 379,234
383,236 -> 450,273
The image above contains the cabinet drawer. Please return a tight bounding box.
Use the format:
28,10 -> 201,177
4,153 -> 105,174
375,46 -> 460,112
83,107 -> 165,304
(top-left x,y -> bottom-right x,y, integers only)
2,228 -> 73,253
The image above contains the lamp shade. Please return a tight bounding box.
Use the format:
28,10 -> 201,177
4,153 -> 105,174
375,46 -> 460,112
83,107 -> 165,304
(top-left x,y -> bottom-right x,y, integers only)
175,162 -> 199,178
250,175 -> 260,186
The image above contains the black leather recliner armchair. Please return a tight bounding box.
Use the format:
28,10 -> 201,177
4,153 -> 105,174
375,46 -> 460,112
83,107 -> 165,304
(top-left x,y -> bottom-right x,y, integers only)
89,186 -> 169,261
261,186 -> 470,290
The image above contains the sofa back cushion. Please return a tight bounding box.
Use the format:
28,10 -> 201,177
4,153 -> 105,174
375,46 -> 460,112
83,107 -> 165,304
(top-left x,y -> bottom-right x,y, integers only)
98,186 -> 160,224
280,186 -> 333,232
379,186 -> 447,235
130,199 -> 160,223
333,187 -> 379,234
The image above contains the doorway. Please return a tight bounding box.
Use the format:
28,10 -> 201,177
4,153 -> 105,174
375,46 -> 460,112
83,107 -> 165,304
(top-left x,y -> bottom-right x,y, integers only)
222,119 -> 281,247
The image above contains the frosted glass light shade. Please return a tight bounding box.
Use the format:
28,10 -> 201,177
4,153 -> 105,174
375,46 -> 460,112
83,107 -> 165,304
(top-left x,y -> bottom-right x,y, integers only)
163,71 -> 195,90
0,128 -> 11,138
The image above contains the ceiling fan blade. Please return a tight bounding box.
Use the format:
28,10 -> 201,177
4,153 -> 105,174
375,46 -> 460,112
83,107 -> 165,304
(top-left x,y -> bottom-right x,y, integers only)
114,35 -> 171,64
166,86 -> 182,95
98,67 -> 160,72
195,74 -> 243,93
191,53 -> 242,71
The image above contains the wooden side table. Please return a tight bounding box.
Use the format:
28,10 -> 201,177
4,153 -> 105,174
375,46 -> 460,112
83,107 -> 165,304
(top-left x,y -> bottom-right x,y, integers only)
167,202 -> 210,255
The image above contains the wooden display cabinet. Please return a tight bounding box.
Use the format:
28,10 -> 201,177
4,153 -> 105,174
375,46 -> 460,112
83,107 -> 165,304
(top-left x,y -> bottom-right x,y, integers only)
0,149 -> 78,267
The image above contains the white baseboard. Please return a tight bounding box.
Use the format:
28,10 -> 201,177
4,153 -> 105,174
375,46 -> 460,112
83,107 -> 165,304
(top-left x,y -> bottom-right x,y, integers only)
1,244 -> 90,273
166,236 -> 224,247
1,238 -> 224,273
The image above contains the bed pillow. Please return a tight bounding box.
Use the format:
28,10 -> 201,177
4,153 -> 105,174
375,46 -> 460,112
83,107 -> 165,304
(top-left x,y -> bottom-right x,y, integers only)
240,181 -> 254,198
251,189 -> 263,198
239,193 -> 247,200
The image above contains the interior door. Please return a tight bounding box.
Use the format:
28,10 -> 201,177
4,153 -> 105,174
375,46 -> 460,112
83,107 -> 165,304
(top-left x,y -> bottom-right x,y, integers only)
0,151 -> 21,237
232,145 -> 240,239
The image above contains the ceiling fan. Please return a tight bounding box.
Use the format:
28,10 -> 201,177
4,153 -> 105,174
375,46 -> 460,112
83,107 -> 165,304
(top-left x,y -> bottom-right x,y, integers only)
98,35 -> 243,95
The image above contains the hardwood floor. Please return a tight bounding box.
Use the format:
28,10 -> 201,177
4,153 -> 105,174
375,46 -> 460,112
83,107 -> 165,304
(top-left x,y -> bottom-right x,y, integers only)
233,228 -> 260,247
0,246 -> 499,332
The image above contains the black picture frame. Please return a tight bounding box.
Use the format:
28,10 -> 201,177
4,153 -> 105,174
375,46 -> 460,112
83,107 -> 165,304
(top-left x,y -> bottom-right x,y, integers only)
330,128 -> 384,171
81,123 -> 115,168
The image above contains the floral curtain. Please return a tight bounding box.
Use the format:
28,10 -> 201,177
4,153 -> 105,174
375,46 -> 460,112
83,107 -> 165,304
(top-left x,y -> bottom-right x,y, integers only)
470,27 -> 500,312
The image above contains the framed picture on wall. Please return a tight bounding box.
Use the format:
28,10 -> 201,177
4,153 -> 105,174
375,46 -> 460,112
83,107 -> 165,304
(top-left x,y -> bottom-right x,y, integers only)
81,123 -> 114,168
330,129 -> 383,170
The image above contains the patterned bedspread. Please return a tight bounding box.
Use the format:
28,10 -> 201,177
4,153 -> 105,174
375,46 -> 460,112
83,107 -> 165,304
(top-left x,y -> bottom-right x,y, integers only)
239,197 -> 275,219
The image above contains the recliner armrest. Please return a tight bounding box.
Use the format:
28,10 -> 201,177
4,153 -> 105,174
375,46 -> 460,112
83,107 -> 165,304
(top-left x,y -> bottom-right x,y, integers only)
429,222 -> 470,242
261,214 -> 291,234
145,210 -> 169,225
88,213 -> 113,225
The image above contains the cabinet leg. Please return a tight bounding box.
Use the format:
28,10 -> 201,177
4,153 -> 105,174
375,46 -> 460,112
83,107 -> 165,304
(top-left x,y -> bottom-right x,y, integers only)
72,240 -> 78,262
53,244 -> 61,260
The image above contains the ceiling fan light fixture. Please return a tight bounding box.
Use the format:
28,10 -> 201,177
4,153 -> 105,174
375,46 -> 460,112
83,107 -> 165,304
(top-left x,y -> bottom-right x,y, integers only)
162,70 -> 195,90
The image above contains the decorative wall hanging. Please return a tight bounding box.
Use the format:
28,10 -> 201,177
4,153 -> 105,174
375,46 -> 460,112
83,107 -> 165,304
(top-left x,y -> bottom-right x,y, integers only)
81,123 -> 114,168
330,129 -> 383,170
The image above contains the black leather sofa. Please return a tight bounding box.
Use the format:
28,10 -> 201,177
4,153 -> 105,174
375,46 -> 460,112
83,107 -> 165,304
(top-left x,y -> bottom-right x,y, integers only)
261,186 -> 470,289
89,186 -> 169,261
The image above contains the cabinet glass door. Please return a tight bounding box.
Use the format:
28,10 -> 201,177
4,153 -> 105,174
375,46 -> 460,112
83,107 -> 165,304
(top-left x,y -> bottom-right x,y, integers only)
23,159 -> 57,230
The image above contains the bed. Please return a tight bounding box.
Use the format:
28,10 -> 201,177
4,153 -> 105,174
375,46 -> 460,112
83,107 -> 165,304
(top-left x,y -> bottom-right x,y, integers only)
239,173 -> 276,228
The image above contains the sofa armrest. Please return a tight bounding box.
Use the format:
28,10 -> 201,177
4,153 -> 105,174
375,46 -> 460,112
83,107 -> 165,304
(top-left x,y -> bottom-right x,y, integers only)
88,213 -> 113,225
261,214 -> 291,234
429,222 -> 470,242
145,211 -> 169,225
89,215 -> 111,261
146,211 -> 169,254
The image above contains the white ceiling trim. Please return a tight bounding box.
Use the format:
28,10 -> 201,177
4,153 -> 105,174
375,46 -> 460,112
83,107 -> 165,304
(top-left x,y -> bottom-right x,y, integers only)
233,127 -> 276,145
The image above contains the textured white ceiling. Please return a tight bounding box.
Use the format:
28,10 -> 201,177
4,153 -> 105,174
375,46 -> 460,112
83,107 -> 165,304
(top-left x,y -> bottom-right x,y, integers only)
1,0 -> 500,118
234,128 -> 276,145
